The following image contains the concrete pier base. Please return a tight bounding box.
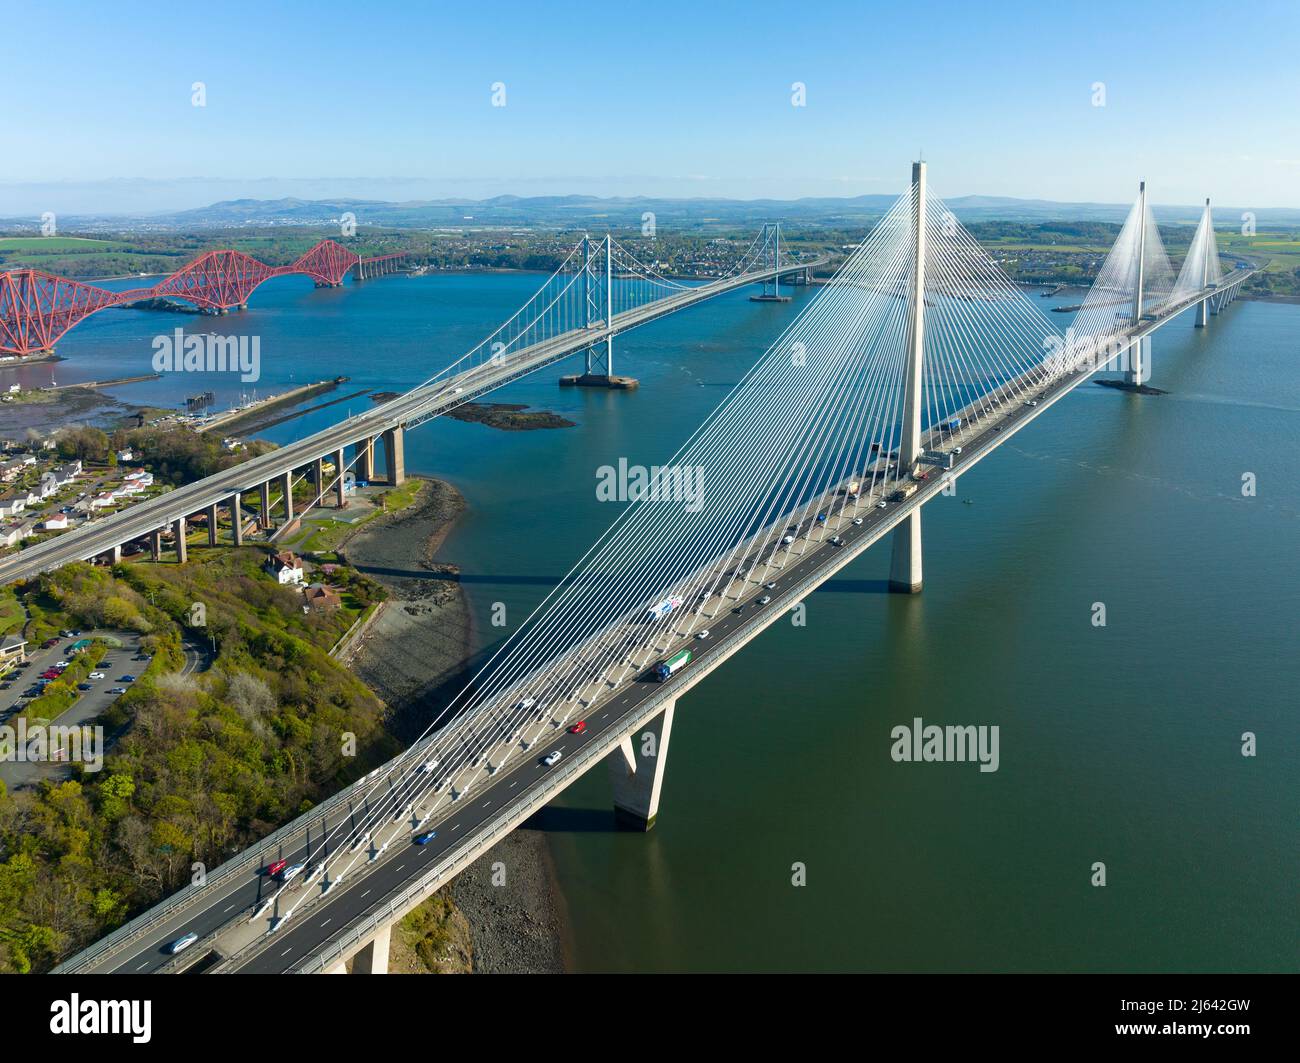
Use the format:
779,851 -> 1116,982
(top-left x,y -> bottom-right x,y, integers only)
351,924 -> 391,974
149,529 -> 162,561
558,373 -> 639,390
1196,300 -> 1208,328
382,428 -> 405,486
888,510 -> 922,594
607,700 -> 675,831
356,438 -> 376,483
333,448 -> 346,507
259,481 -> 271,529
207,504 -> 219,547
174,517 -> 188,564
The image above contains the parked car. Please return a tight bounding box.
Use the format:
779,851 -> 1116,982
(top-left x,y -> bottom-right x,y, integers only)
108,687 -> 128,695
88,671 -> 105,680
119,675 -> 136,683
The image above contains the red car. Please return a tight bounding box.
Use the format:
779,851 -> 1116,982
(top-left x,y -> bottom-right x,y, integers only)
568,721 -> 587,735
266,859 -> 288,877
40,670 -> 60,680
41,639 -> 59,649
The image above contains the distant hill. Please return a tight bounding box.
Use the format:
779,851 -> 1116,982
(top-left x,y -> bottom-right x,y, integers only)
5,191 -> 1300,232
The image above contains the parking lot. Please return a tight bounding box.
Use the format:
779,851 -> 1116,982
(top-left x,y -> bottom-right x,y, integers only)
0,628 -> 150,789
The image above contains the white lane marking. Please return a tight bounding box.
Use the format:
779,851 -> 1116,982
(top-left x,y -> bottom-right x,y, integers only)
510,780 -> 518,788
223,904 -> 235,912
136,961 -> 149,971
360,889 -> 371,899
281,947 -> 294,956
319,918 -> 332,928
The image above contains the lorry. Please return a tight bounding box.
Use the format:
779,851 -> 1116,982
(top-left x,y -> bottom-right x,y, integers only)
943,417 -> 963,431
654,649 -> 692,682
841,480 -> 861,497
889,483 -> 918,503
645,595 -> 685,622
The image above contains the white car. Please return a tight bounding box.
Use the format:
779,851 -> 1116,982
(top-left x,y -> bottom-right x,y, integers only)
543,750 -> 563,767
695,629 -> 711,640
516,697 -> 535,711
88,671 -> 105,680
758,595 -> 772,605
167,931 -> 199,955
852,517 -> 863,525
876,500 -> 887,508
421,757 -> 439,772
781,534 -> 795,545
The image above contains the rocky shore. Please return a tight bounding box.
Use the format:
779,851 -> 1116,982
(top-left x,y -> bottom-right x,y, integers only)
340,475 -> 568,973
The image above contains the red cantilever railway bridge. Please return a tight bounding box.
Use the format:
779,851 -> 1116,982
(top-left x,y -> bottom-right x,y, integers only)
0,239 -> 405,356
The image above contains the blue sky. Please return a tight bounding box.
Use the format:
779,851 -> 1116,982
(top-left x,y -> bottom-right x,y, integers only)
3,0 -> 1298,212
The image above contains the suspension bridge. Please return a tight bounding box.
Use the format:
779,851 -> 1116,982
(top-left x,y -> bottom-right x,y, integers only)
52,166 -> 1254,974
0,240 -> 407,356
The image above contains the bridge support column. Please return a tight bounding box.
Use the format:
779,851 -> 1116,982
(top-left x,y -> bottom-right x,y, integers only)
382,427 -> 405,486
607,699 -> 675,831
231,492 -> 244,546
356,438 -> 376,483
100,545 -> 121,565
888,510 -> 923,594
281,472 -> 294,523
1125,180 -> 1149,387
313,457 -> 325,505
1196,299 -> 1208,328
351,924 -> 391,974
325,960 -> 348,975
890,160 -> 927,595
149,529 -> 162,562
333,448 -> 346,506
174,517 -> 188,564
207,504 -> 219,547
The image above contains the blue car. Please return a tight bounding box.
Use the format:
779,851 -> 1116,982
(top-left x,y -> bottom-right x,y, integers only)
119,675 -> 136,683
414,831 -> 437,845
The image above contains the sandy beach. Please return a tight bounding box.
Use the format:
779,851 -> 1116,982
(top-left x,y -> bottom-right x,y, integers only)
341,475 -> 568,973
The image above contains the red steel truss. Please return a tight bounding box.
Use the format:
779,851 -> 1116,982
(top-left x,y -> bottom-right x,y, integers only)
0,241 -> 406,355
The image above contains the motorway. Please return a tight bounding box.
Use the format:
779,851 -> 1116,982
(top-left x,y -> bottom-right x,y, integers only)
59,271 -> 1251,975
0,261 -> 819,588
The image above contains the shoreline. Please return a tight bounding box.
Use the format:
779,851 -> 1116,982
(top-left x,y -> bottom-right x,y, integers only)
339,474 -> 570,973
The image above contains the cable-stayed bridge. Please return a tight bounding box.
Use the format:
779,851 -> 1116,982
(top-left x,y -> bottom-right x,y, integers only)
0,225 -> 816,585
54,168 -> 1254,974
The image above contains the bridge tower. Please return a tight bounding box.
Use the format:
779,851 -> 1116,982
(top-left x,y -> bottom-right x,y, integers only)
1196,198 -> 1212,329
888,161 -> 927,594
1125,181 -> 1150,387
582,234 -> 593,373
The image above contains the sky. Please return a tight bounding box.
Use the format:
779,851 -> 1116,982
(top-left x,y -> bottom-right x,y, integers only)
3,0 -> 1298,214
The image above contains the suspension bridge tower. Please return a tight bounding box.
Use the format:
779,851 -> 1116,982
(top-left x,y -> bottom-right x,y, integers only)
1196,198 -> 1212,329
889,161 -> 927,594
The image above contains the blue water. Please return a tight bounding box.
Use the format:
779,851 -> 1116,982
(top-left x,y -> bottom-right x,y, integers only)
25,272 -> 1298,971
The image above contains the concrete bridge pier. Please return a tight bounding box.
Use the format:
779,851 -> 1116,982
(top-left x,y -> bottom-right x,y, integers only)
313,457 -> 325,502
259,481 -> 271,529
351,925 -> 391,974
231,492 -> 244,546
607,699 -> 676,831
382,428 -> 405,486
333,448 -> 346,506
356,437 -> 376,483
281,472 -> 295,522
149,529 -> 162,561
207,504 -> 219,547
100,545 -> 121,565
174,517 -> 188,564
888,511 -> 923,594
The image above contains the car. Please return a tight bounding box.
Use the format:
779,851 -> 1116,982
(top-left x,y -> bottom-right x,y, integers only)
71,630 -> 81,637
828,536 -> 844,546
542,750 -> 563,767
952,446 -> 963,455
100,660 -> 114,668
695,629 -> 711,640
420,757 -> 439,772
515,697 -> 535,711
278,862 -> 306,883
732,605 -> 746,615
59,630 -> 73,639
167,931 -> 199,955
40,671 -> 59,680
1025,399 -> 1039,407
266,859 -> 288,877
109,687 -> 127,695
119,675 -> 136,682
0,684 -> 8,691
568,720 -> 587,735
55,660 -> 68,668
758,595 -> 772,605
993,425 -> 1002,432
781,534 -> 795,545
77,683 -> 93,692
41,639 -> 59,649
816,513 -> 827,523
414,831 -> 438,845
852,517 -> 864,525
877,500 -> 888,509
88,671 -> 105,680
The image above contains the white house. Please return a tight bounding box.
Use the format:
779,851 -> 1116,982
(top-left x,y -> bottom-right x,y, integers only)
116,448 -> 134,462
0,494 -> 24,519
41,514 -> 69,531
266,550 -> 305,585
